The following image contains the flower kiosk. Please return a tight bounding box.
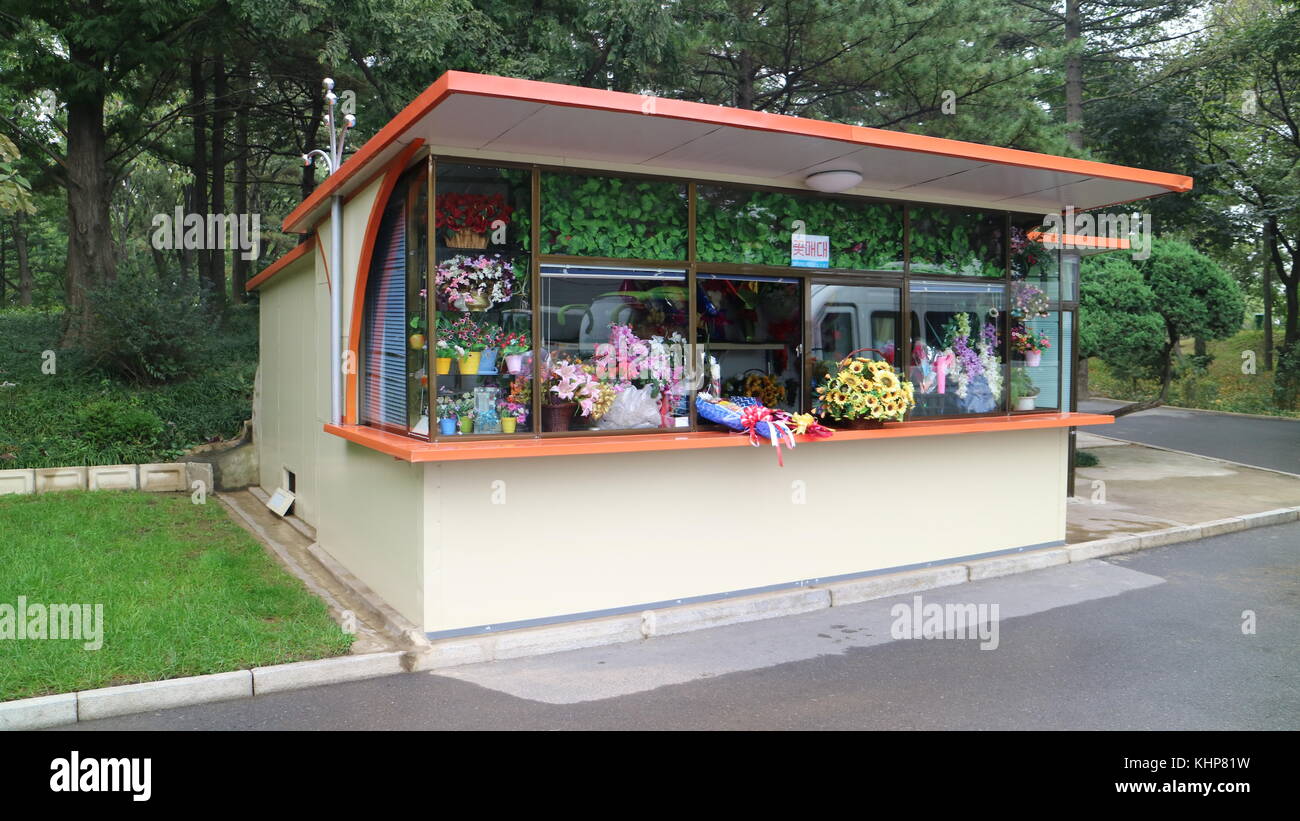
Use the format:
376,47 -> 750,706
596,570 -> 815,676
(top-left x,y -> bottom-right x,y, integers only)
248,72 -> 1190,639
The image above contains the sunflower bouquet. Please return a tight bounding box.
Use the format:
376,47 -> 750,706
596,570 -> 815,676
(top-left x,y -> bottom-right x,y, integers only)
813,352 -> 915,426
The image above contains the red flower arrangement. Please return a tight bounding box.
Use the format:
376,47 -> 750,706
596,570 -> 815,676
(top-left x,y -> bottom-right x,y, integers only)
434,192 -> 514,234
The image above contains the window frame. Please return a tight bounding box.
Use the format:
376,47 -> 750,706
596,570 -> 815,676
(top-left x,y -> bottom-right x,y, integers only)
356,149 -> 1075,442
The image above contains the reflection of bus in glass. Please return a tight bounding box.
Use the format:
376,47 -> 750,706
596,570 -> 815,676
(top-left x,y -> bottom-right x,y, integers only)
809,283 -> 900,367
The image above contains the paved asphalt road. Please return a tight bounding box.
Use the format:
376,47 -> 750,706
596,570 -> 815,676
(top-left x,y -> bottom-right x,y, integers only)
1079,399 -> 1300,474
65,522 -> 1299,731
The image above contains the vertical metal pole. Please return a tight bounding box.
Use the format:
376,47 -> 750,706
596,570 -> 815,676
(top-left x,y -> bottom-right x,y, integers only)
330,194 -> 343,425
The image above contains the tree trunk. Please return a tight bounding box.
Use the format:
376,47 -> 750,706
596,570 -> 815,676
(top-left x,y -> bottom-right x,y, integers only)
1064,0 -> 1083,151
1109,337 -> 1176,418
1263,221 -> 1274,370
14,214 -> 31,306
1,221 -> 7,307
208,53 -> 228,309
231,57 -> 250,303
736,51 -> 755,110
190,56 -> 209,288
62,89 -> 117,347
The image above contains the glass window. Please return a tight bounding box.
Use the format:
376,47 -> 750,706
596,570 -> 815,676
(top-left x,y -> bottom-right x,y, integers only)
697,274 -> 803,412
810,282 -> 901,397
361,190 -> 410,432
1061,310 -> 1074,410
1010,214 -> 1060,307
1012,313 -> 1061,411
1061,252 -> 1080,303
432,163 -> 532,437
406,168 -> 429,433
907,279 -> 1006,417
541,173 -> 687,259
696,185 -> 903,270
908,206 -> 1004,278
539,264 -> 690,431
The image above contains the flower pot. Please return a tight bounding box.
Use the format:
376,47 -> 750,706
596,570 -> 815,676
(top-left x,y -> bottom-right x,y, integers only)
1024,350 -> 1042,367
1015,396 -> 1037,411
504,353 -> 524,375
457,352 -> 481,375
478,349 -> 498,374
543,402 -> 577,432
458,416 -> 474,434
438,418 -> 457,436
501,417 -> 517,434
460,290 -> 491,311
446,228 -> 488,249
435,357 -> 452,375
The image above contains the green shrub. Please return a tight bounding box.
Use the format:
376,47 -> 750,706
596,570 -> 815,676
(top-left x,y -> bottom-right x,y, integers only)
1075,450 -> 1099,468
76,400 -> 164,448
81,274 -> 214,384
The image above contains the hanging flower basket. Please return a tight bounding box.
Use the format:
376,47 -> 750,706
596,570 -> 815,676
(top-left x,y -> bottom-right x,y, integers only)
445,228 -> 488,249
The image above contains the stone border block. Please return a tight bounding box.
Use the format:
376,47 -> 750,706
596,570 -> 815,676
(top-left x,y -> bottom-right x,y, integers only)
0,469 -> 35,496
138,463 -> 187,492
88,464 -> 138,491
35,466 -> 87,493
77,671 -> 251,721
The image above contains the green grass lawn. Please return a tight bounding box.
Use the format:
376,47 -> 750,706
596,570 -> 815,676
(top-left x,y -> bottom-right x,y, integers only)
1088,330 -> 1300,418
0,490 -> 353,702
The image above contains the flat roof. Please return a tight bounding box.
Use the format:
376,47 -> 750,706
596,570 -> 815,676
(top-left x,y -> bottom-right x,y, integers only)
283,71 -> 1193,234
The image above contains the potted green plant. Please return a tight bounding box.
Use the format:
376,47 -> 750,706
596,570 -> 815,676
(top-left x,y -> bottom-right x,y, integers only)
454,391 -> 475,433
435,394 -> 458,435
1011,368 -> 1040,411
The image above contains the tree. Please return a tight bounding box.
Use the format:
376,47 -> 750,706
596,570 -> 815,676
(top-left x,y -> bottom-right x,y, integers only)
0,1 -> 207,344
1081,238 -> 1245,416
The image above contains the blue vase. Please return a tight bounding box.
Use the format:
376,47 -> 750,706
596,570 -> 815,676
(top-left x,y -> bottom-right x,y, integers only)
478,348 -> 498,373
438,418 -> 457,436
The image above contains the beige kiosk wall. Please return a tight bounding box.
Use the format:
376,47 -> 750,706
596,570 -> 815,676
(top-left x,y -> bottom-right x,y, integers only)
254,181 -> 429,627
423,427 -> 1068,634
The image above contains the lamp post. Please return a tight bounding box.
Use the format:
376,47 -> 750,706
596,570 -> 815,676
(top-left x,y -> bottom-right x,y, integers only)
302,78 -> 355,426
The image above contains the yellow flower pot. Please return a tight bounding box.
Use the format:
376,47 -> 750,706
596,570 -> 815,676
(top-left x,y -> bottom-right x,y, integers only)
457,352 -> 481,375
435,357 -> 452,375
501,417 -> 517,434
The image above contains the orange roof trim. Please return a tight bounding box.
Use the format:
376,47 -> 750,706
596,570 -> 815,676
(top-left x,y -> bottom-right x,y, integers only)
1028,231 -> 1131,251
325,412 -> 1113,464
283,71 -> 1194,234
245,236 -> 316,291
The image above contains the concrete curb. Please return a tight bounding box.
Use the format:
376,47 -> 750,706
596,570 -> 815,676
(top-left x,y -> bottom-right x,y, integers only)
0,693 -> 77,731
77,671 -> 252,722
4,505 -> 1297,730
253,651 -> 405,695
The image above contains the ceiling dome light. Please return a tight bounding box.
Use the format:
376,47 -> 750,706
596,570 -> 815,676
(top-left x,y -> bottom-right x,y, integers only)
804,169 -> 863,193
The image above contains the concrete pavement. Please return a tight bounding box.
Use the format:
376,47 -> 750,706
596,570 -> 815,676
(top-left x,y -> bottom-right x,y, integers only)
1079,399 -> 1299,474
62,521 -> 1300,731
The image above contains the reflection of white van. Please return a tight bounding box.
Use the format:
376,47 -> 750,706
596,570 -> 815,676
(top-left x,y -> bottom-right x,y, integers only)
540,264 -> 687,355
810,283 -> 900,366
